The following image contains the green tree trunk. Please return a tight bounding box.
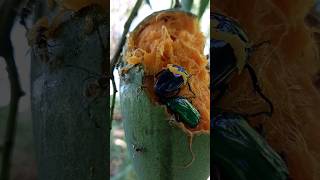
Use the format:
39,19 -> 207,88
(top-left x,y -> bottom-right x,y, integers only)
30,3 -> 109,180
120,66 -> 210,180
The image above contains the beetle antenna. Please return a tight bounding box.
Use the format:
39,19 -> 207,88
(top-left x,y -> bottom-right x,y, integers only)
187,82 -> 196,97
155,69 -> 166,78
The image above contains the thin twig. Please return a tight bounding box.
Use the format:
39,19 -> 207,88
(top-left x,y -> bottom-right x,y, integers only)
110,0 -> 143,127
174,0 -> 181,9
110,75 -> 117,129
1,50 -> 25,180
110,0 -> 143,72
19,0 -> 36,31
0,0 -> 25,179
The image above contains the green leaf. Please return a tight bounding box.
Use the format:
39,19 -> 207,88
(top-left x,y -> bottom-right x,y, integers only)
181,0 -> 193,12
145,0 -> 152,8
197,0 -> 209,20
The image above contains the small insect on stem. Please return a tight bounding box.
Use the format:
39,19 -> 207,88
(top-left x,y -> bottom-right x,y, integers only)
132,144 -> 145,158
133,145 -> 144,152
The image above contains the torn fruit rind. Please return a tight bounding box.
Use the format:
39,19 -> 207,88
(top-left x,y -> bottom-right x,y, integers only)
124,10 -> 210,133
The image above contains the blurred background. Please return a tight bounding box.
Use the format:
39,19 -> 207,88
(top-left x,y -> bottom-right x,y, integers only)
0,15 -> 35,180
110,0 -> 209,179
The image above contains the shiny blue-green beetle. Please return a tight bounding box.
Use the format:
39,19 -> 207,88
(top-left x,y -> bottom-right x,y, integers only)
165,96 -> 200,128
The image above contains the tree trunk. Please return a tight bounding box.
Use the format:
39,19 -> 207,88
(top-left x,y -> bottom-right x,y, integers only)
30,4 -> 109,180
120,66 -> 210,180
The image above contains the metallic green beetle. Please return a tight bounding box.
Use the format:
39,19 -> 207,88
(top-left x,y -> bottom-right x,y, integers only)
165,97 -> 200,128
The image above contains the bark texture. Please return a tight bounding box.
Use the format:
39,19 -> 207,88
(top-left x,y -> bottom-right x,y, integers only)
30,7 -> 109,180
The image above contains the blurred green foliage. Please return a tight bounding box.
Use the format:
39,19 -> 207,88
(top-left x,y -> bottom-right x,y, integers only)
110,97 -> 137,180
181,0 -> 194,11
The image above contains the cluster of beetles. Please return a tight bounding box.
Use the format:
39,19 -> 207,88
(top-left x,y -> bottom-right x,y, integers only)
152,11 -> 291,180
211,12 -> 290,180
153,64 -> 200,129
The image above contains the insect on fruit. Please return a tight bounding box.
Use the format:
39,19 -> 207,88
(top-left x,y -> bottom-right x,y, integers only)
211,112 -> 289,180
154,64 -> 195,99
212,12 -> 273,117
165,96 -> 200,128
212,12 -> 250,89
154,64 -> 200,128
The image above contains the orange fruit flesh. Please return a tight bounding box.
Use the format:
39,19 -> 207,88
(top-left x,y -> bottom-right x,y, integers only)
125,11 -> 210,133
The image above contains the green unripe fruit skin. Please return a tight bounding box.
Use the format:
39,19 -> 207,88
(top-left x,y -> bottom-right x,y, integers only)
120,66 -> 210,180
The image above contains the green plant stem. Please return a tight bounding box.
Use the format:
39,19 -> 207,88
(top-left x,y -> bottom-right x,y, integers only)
174,0 -> 181,8
110,0 -> 143,72
110,75 -> 117,129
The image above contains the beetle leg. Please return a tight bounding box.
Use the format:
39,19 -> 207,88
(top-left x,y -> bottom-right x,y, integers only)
254,123 -> 266,138
187,82 -> 196,97
251,40 -> 271,51
179,95 -> 195,104
174,113 -> 181,122
155,69 -> 166,78
246,64 -> 274,117
279,151 -> 288,165
173,88 -> 181,97
184,95 -> 196,100
278,150 -> 291,179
